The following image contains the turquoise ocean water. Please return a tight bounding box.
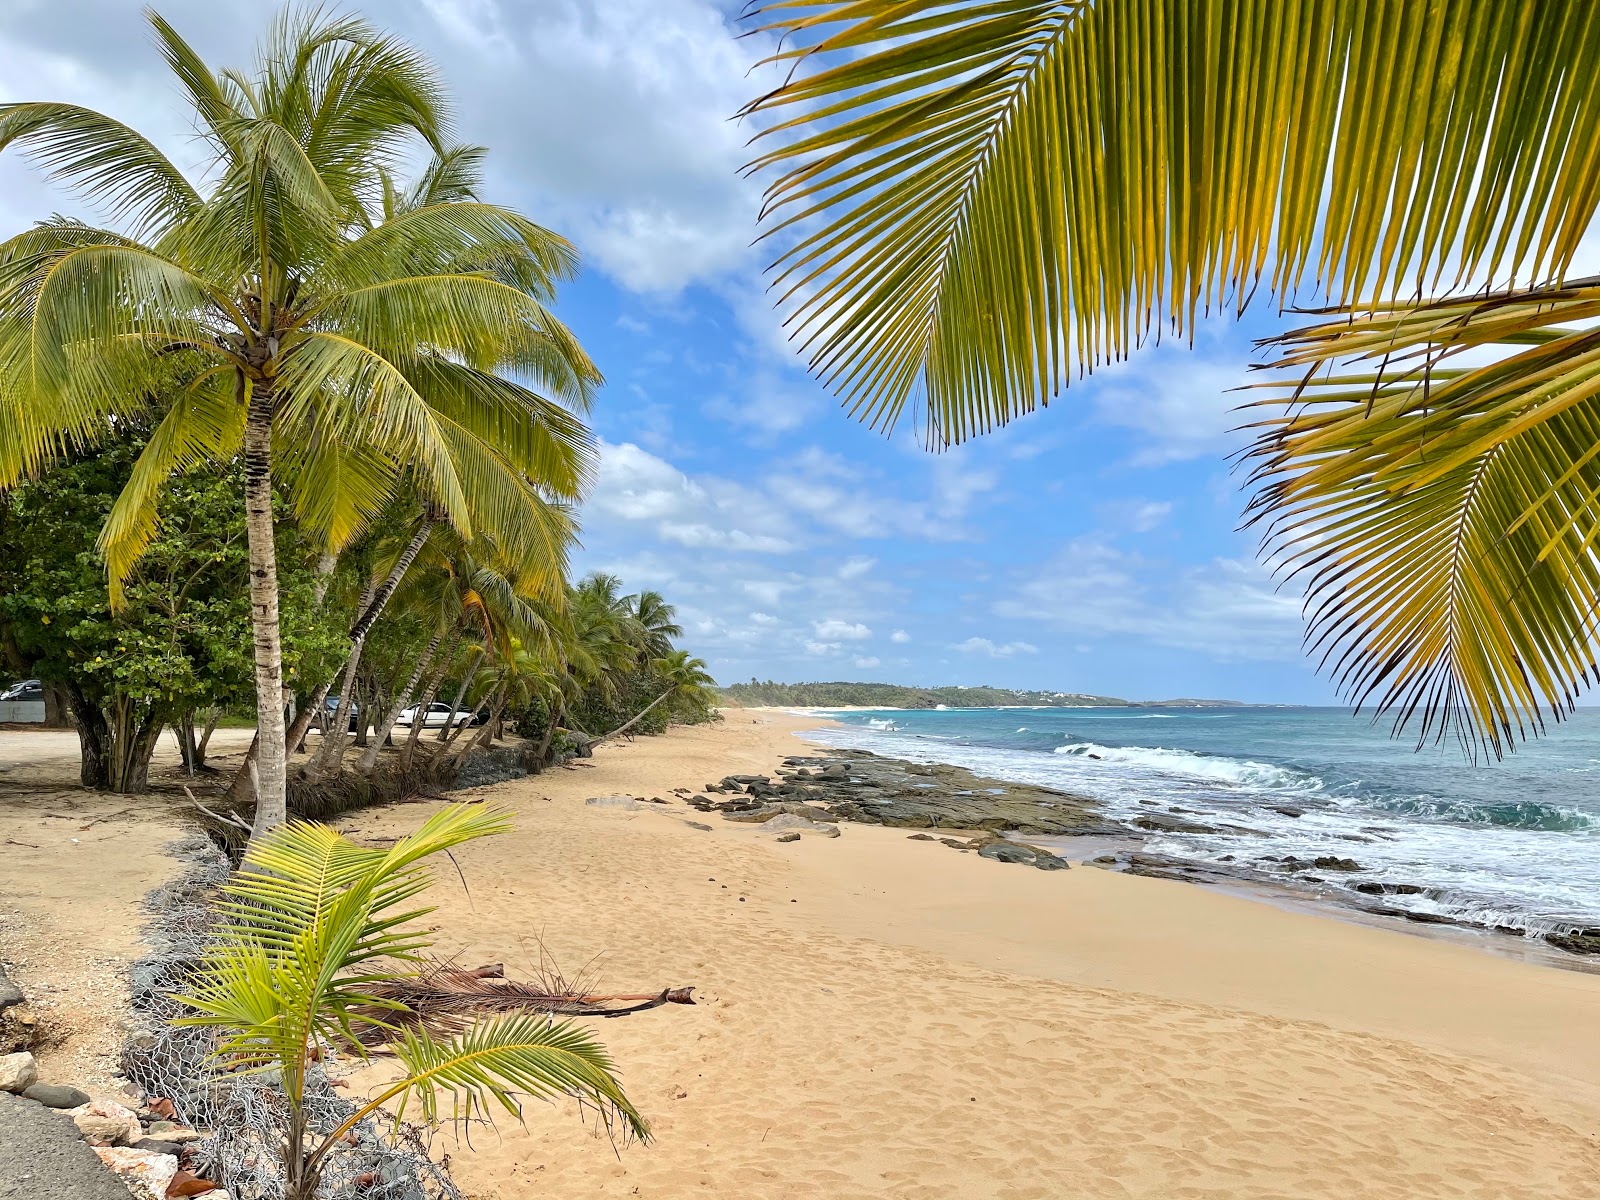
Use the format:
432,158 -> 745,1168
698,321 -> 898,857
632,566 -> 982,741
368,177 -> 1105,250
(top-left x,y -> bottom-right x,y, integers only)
805,706 -> 1600,938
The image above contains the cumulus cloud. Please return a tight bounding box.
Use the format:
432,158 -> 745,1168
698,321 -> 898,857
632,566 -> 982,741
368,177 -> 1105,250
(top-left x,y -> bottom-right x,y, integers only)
890,630 -> 912,644
814,619 -> 872,641
957,637 -> 1039,658
853,656 -> 880,668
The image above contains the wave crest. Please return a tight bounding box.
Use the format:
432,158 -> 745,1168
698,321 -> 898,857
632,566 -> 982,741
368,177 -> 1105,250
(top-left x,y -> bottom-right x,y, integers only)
1053,741 -> 1321,792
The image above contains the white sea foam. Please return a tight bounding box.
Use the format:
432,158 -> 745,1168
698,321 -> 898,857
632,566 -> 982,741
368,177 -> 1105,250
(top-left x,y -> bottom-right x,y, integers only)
866,717 -> 899,731
1053,741 -> 1321,792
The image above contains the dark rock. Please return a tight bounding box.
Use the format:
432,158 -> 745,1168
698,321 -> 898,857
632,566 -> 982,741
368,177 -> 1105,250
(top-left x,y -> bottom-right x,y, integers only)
1312,856 -> 1362,871
0,968 -> 21,1015
775,832 -> 801,843
21,1084 -> 88,1110
1271,806 -> 1305,818
0,1092 -> 131,1200
131,1139 -> 181,1157
1090,855 -> 1118,864
906,833 -> 936,841
1546,928 -> 1600,955
684,821 -> 712,832
1350,881 -> 1425,896
1132,813 -> 1217,834
977,841 -> 1069,871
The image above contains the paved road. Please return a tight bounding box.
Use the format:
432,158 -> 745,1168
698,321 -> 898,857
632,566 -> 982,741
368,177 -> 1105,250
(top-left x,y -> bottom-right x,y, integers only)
0,1093 -> 130,1200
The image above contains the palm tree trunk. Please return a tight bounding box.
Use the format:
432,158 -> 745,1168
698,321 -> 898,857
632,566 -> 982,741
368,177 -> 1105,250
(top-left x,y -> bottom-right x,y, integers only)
357,629 -> 444,774
401,625 -> 462,770
588,688 -> 675,749
436,648 -> 484,740
314,515 -> 434,771
532,700 -> 563,768
244,381 -> 288,838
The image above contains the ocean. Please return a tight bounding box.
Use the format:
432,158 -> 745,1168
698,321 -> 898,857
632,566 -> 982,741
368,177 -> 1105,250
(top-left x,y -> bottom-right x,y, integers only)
803,705 -> 1600,939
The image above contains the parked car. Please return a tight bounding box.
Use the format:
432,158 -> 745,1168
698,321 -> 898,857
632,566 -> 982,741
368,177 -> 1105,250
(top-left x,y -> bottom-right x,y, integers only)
0,679 -> 42,702
318,695 -> 360,733
394,702 -> 478,730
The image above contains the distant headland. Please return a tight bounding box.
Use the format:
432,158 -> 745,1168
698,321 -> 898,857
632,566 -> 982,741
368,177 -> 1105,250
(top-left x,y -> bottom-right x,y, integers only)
716,681 -> 1250,709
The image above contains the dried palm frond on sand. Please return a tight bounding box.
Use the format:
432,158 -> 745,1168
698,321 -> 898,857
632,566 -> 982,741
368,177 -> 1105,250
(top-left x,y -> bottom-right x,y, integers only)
350,959 -> 695,1046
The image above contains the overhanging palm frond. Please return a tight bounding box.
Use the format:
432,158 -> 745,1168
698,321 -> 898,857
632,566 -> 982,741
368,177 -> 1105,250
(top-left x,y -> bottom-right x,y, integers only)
1244,281 -> 1600,757
741,0 -> 1600,446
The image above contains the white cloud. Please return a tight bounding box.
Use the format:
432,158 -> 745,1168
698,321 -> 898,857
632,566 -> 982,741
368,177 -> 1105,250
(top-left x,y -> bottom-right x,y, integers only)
805,640 -> 841,657
838,556 -> 877,580
890,629 -> 912,644
1098,499 -> 1174,533
957,637 -> 1039,658
658,523 -> 794,553
995,539 -> 1305,662
853,656 -> 880,668
1091,345 -> 1251,466
814,619 -> 872,641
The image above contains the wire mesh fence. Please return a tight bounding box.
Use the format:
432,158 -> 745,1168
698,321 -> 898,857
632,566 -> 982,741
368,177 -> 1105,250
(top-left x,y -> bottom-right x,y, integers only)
122,831 -> 464,1200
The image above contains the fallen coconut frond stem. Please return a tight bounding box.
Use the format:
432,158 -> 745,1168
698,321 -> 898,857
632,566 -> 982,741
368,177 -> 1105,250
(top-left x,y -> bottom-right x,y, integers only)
350,960 -> 695,1045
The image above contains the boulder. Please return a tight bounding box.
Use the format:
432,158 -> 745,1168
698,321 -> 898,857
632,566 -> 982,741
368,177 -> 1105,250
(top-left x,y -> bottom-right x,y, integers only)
1350,881 -> 1425,896
758,813 -> 838,837
977,841 -> 1069,871
92,1146 -> 179,1200
144,1123 -> 204,1144
0,1052 -> 37,1094
67,1099 -> 143,1147
906,833 -> 936,841
1132,813 -> 1217,834
0,966 -> 22,1014
1313,856 -> 1362,871
585,795 -> 644,811
0,1092 -> 135,1200
22,1083 -> 89,1110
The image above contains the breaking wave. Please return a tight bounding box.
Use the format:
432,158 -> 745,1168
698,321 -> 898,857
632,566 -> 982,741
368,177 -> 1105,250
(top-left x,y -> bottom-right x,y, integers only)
1054,741 -> 1322,792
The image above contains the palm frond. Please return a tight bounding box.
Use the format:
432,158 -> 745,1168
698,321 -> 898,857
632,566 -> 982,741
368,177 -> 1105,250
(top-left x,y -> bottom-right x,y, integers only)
741,0 -> 1600,445
1245,281 -> 1600,756
385,1012 -> 649,1140
0,102 -> 202,237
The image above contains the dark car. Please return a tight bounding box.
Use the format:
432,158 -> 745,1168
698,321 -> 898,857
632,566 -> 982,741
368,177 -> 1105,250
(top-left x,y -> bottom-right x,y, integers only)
320,695 -> 361,732
0,680 -> 42,702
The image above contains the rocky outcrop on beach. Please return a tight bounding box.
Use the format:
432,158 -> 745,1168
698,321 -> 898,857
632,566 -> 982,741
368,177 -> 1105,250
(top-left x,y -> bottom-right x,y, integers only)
688,750 -> 1118,837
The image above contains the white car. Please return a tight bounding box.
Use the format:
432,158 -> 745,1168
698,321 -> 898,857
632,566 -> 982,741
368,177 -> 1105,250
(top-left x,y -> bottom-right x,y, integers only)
395,702 -> 477,729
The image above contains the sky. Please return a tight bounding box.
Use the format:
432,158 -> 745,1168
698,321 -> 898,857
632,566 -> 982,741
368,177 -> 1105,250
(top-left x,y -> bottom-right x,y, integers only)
0,0 -> 1341,704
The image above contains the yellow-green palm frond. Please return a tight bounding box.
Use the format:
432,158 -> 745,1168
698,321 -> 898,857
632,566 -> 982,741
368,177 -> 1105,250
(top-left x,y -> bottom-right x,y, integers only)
273,419 -> 402,553
381,1011 -> 647,1141
180,804 -> 512,1079
275,331 -> 471,534
100,365 -> 243,599
1244,281 -> 1600,757
0,102 -> 202,238
741,0 -> 1600,446
406,355 -> 596,500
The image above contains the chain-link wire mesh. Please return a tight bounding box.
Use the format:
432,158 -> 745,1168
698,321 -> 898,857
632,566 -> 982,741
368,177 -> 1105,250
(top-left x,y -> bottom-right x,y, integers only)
122,832 -> 464,1200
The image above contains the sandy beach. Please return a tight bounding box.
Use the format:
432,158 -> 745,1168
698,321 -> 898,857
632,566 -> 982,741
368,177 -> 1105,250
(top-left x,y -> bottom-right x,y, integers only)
5,715 -> 1600,1197
322,712 -> 1600,1200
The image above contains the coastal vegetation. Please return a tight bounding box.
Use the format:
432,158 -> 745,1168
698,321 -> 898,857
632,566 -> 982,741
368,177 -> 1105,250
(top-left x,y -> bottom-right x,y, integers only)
0,11 -> 715,814
742,0 -> 1600,757
720,681 -> 1128,708
179,803 -> 645,1200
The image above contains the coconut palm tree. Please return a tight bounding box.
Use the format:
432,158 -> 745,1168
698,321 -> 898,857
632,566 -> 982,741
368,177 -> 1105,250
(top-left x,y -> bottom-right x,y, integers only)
0,10 -> 598,831
589,649 -> 715,748
629,589 -> 684,660
740,0 -> 1600,756
178,802 -> 645,1200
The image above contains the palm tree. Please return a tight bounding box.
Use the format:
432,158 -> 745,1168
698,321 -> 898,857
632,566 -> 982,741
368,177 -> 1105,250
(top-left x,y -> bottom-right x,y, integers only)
178,802 -> 645,1200
629,590 -> 684,659
0,11 -> 598,832
589,649 -> 715,748
740,1 -> 1600,756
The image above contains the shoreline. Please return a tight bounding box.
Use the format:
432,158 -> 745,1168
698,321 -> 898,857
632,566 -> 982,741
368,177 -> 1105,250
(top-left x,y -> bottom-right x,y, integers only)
341,713 -> 1600,1197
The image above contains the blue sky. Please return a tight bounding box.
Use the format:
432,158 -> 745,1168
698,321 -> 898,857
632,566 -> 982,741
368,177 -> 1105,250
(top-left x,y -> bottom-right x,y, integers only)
0,0 -> 1336,703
